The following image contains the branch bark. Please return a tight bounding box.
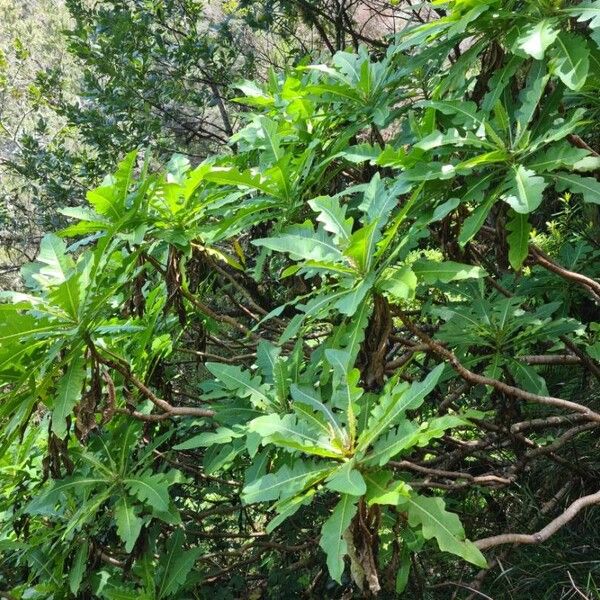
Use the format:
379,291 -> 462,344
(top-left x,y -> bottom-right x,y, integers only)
475,489 -> 600,550
88,340 -> 215,419
530,245 -> 600,302
398,312 -> 600,422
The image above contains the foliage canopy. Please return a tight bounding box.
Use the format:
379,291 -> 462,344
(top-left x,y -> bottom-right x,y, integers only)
1,1 -> 600,598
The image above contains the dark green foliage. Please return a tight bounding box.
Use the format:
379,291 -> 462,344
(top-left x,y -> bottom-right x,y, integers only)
1,1 -> 600,598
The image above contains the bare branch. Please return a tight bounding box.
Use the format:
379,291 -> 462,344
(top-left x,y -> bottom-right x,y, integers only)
88,340 -> 215,419
398,312 -> 600,423
530,245 -> 600,302
475,489 -> 600,550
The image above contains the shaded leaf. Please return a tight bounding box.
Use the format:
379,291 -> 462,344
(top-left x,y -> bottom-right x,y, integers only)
115,497 -> 143,553
554,173 -> 600,204
125,473 -> 171,513
52,355 -> 86,438
319,494 -> 358,583
68,540 -> 88,595
158,530 -> 201,598
507,211 -> 530,271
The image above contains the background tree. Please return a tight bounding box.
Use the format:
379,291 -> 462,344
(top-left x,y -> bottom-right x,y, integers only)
0,0 -> 79,284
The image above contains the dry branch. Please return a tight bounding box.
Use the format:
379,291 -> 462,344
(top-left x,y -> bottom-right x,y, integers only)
475,489 -> 600,550
398,312 -> 600,423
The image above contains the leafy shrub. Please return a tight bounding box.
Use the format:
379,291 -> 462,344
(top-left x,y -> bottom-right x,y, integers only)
1,1 -> 600,598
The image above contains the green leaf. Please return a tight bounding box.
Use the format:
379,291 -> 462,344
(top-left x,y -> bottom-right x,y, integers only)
364,471 -> 411,506
269,436 -> 344,458
158,530 -> 201,598
249,412 -> 339,454
256,116 -> 283,162
254,227 -> 343,264
338,299 -> 372,363
456,150 -> 508,171
308,196 -> 353,244
0,305 -> 45,349
87,186 -> 123,220
125,473 -> 171,513
552,32 -> 590,91
515,61 -> 549,142
517,20 -> 559,60
458,195 -> 496,246
115,497 -> 143,553
52,355 -> 86,438
58,205 -> 104,223
358,364 -> 444,452
573,155 -> 600,172
290,384 -> 345,442
334,274 -> 375,317
319,494 -> 358,583
50,271 -> 85,319
481,55 -> 523,113
364,420 -> 421,466
532,108 -> 587,150
588,341 -> 600,361
358,172 -> 399,226
415,414 -> 471,445
256,340 -> 282,383
324,348 -> 350,389
554,173 -> 600,204
502,165 -> 547,214
338,143 -> 381,163
21,233 -> 74,288
413,259 -> 486,284
96,585 -> 146,600
173,427 -> 241,450
428,198 -> 461,224
344,221 -> 381,273
378,266 -> 417,301
401,495 -> 487,567
309,84 -> 363,107
396,547 -> 412,594
506,211 -> 530,271
273,362 -> 290,407
267,488 -> 317,533
242,460 -> 330,504
203,439 -> 244,474
26,476 -> 110,514
416,100 -> 483,129
205,362 -> 272,409
526,143 -> 589,172
325,461 -> 366,496
508,360 -> 548,395
415,128 -> 486,152
204,166 -> 282,199
233,80 -> 274,106
68,540 -> 88,595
